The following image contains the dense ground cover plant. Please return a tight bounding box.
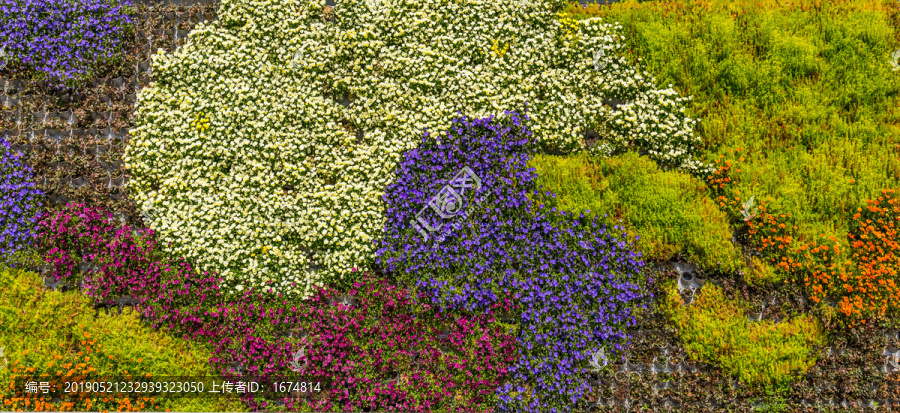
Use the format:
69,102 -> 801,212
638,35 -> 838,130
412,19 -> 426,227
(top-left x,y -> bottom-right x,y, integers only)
39,203 -> 519,412
0,138 -> 42,260
93,259 -> 520,412
376,110 -> 648,412
0,264 -> 248,412
3,0 -> 896,410
710,151 -> 900,322
661,280 -> 826,393
566,0 -> 900,259
847,189 -> 900,317
35,204 -> 193,307
35,203 -> 117,283
0,0 -> 135,88
744,255 -> 781,286
127,0 -> 707,298
80,225 -> 186,304
530,151 -> 742,272
246,274 -> 520,412
33,203 -> 229,324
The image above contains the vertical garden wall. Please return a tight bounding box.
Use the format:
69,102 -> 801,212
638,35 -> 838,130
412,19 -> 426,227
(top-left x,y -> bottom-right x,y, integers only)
1,0 -> 900,411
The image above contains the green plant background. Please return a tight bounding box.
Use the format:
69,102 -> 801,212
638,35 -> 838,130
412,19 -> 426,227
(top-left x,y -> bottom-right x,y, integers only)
530,151 -> 743,272
563,0 -> 900,258
0,263 -> 247,412
660,279 -> 827,393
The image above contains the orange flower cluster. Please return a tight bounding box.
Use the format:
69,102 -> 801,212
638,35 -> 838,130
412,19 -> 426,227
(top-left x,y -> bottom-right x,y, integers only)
771,196 -> 900,321
706,152 -> 900,321
707,149 -> 743,204
0,340 -> 158,412
846,189 -> 900,317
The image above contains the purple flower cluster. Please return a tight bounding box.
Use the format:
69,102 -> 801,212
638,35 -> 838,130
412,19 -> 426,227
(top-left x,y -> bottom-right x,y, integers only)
0,0 -> 133,88
376,109 -> 651,412
0,138 -> 43,258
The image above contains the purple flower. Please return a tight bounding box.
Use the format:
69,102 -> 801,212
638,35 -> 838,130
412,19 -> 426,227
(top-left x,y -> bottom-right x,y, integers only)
376,109 -> 651,412
0,138 -> 43,259
0,0 -> 133,89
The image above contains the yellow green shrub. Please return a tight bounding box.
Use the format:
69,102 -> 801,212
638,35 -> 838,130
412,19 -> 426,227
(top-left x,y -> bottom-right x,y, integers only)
745,256 -> 782,286
661,280 -> 826,392
530,151 -> 743,271
558,0 -> 900,265
0,264 -> 247,412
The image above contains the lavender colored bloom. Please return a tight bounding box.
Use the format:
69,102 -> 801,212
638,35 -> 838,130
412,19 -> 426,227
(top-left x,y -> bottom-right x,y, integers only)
0,138 -> 43,258
0,0 -> 133,88
376,108 -> 652,412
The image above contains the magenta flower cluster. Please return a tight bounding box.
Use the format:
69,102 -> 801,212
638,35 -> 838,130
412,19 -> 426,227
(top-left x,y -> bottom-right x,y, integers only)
36,204 -> 199,308
143,273 -> 521,412
36,203 -> 116,282
37,204 -> 521,412
82,226 -> 199,309
254,274 -> 521,412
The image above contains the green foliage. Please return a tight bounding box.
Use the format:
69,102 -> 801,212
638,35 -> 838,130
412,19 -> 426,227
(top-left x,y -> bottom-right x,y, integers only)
745,256 -> 783,286
530,151 -> 742,271
661,279 -> 826,392
755,394 -> 790,413
0,263 -> 247,412
561,0 -> 900,258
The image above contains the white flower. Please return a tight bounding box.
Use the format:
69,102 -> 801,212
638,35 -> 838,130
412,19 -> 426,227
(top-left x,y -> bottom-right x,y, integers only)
128,0 -> 707,299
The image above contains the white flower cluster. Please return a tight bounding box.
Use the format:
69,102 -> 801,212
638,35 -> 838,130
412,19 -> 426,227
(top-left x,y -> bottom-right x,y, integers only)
593,87 -> 712,172
126,0 -> 708,298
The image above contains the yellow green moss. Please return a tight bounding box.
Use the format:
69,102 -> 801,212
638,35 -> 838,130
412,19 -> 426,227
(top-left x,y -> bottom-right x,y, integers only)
0,264 -> 248,412
661,279 -> 826,392
557,0 -> 900,264
745,256 -> 783,286
530,151 -> 743,272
